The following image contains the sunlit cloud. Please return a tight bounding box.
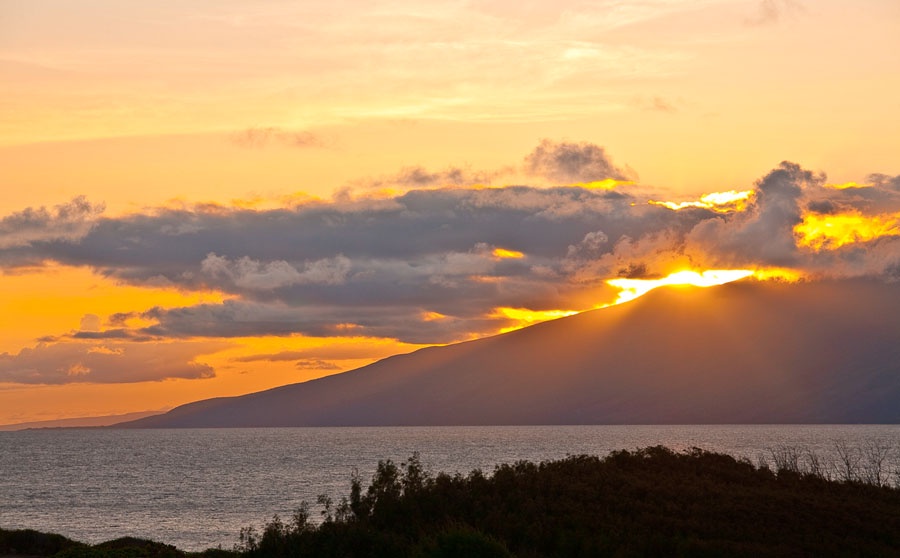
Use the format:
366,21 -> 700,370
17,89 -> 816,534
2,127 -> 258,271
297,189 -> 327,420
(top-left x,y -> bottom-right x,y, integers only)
823,181 -> 873,190
748,268 -> 804,282
649,190 -> 755,213
492,248 -> 525,259
572,179 -> 635,190
420,311 -> 447,322
794,211 -> 900,252
1,142 -> 898,386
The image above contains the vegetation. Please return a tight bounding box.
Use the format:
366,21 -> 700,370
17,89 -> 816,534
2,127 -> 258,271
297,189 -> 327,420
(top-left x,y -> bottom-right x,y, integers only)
0,528 -> 82,556
0,531 -> 229,558
5,446 -> 900,557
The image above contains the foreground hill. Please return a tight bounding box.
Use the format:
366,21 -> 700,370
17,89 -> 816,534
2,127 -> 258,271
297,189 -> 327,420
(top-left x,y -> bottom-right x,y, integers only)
118,278 -> 900,427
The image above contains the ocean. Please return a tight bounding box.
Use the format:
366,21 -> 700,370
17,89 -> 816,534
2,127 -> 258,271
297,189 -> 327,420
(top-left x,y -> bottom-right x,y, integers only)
2,425 -> 899,551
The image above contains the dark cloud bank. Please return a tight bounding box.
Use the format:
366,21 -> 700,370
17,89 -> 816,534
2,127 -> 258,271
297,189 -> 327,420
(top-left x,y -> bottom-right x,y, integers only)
1,141 -> 899,384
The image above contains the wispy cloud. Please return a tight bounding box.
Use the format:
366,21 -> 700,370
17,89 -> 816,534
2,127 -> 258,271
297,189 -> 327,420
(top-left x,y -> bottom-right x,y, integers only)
631,95 -> 678,113
0,341 -> 228,384
294,359 -> 341,371
744,0 -> 805,27
230,127 -> 325,149
232,341 -> 410,363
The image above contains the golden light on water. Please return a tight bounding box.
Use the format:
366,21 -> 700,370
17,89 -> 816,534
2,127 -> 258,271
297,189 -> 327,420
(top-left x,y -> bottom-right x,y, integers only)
795,211 -> 900,251
649,190 -> 754,213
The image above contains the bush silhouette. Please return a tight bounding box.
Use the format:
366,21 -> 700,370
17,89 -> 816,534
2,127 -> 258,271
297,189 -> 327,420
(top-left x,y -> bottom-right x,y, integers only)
239,446 -> 900,557
413,525 -> 512,558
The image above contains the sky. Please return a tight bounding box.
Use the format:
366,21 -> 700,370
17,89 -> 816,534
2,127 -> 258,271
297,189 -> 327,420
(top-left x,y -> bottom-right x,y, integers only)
1,0 -> 899,425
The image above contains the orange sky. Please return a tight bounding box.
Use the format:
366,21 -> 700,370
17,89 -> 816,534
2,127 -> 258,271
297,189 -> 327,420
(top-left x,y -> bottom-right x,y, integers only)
1,0 -> 899,425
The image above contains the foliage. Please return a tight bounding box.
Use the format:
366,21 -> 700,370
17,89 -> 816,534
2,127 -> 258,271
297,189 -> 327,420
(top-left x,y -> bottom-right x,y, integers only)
0,528 -> 238,558
53,537 -> 186,558
412,524 -> 512,558
0,528 -> 84,556
239,446 -> 900,557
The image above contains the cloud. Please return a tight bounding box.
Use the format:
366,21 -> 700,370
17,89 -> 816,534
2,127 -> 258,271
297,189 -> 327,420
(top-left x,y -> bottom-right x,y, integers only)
868,173 -> 900,192
524,139 -> 635,183
566,231 -> 609,260
233,342 -> 412,363
294,359 -> 341,371
686,161 -> 823,266
0,341 -> 228,384
231,127 -> 324,148
136,299 -> 510,345
379,166 -> 497,188
336,165 -> 502,201
632,95 -> 678,113
200,253 -> 351,290
71,329 -> 146,341
79,314 -> 102,332
565,228 -> 695,285
0,196 -> 104,251
684,166 -> 900,279
1,141 -> 898,349
744,0 -> 805,27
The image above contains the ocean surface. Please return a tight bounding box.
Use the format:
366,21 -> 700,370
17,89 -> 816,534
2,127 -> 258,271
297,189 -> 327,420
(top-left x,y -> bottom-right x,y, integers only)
2,425 -> 899,551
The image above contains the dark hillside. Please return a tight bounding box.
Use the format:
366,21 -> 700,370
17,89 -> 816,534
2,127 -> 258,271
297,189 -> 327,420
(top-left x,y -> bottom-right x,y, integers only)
119,278 -> 900,427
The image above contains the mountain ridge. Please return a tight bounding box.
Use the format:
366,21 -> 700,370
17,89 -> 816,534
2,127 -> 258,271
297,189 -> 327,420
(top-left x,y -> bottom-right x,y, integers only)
0,410 -> 164,431
117,278 -> 900,427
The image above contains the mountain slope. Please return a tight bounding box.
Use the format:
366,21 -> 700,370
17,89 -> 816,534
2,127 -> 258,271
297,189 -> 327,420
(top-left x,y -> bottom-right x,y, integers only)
118,278 -> 900,427
0,410 -> 163,431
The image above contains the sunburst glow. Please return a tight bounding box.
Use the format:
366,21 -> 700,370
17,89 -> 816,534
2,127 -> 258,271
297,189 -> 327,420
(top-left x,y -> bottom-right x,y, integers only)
492,248 -> 525,259
795,211 -> 900,251
750,268 -> 804,282
494,307 -> 580,333
573,179 -> 634,190
606,269 -> 754,306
